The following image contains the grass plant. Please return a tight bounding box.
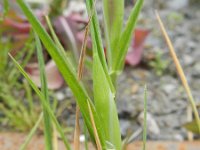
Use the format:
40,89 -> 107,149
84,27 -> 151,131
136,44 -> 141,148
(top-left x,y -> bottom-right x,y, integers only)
10,0 -> 144,149
3,1 -> 199,150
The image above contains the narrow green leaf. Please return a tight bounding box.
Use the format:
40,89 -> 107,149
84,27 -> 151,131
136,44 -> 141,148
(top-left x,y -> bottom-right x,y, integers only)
112,0 -> 144,73
35,32 -> 52,150
16,0 -> 106,147
9,54 -> 71,150
93,52 -> 122,149
143,85 -> 147,150
23,81 -> 33,114
183,120 -> 200,134
85,0 -> 115,93
1,0 -> 9,20
19,113 -> 43,150
103,0 -> 124,68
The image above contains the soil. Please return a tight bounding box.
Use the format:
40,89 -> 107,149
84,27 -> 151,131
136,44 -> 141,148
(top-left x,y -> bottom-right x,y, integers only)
1,132 -> 200,150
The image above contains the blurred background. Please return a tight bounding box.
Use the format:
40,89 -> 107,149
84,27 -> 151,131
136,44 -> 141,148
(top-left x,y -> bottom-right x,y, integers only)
0,0 -> 200,146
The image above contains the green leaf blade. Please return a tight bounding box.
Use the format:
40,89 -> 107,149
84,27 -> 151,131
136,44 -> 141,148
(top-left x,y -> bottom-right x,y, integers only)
9,54 -> 71,150
93,53 -> 122,150
85,0 -> 115,93
112,0 -> 144,73
35,32 -> 52,150
16,0 -> 106,147
103,0 -> 124,68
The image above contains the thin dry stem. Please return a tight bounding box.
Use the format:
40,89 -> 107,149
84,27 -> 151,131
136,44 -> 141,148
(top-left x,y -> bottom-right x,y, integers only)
77,24 -> 90,80
87,100 -> 102,150
74,106 -> 81,150
74,2 -> 97,149
53,124 -> 58,150
155,10 -> 200,133
77,0 -> 96,80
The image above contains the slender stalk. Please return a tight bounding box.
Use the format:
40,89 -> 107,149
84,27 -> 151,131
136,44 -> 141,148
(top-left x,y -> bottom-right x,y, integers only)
74,4 -> 95,149
53,123 -> 58,150
19,113 -> 43,150
35,32 -> 53,150
156,11 -> 200,133
23,81 -> 33,114
143,85 -> 147,150
74,106 -> 81,150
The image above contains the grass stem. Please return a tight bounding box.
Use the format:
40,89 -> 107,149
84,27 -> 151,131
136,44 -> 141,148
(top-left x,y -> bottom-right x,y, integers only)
156,10 -> 200,133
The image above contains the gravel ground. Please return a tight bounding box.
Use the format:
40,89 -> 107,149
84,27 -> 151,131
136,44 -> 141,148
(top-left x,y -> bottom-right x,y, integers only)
117,0 -> 200,140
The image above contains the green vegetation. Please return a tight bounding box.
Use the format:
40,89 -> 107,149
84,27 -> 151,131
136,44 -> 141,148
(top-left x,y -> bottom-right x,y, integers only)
7,0 -> 144,149
1,0 -> 199,150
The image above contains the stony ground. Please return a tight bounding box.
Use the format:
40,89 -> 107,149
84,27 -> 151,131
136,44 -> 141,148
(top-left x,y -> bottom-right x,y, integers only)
117,0 -> 200,140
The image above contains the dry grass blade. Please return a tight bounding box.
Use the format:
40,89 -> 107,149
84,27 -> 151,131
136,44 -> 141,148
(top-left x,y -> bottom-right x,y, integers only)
87,100 -> 102,150
74,106 -> 81,150
74,15 -> 90,150
53,124 -> 58,150
77,24 -> 90,80
155,10 -> 200,133
77,0 -> 96,80
74,3 -> 96,149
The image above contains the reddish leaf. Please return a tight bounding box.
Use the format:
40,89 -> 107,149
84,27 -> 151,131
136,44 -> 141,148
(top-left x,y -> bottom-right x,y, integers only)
125,29 -> 149,66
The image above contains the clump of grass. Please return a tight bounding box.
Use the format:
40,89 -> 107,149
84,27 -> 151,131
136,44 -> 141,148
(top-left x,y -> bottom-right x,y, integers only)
0,32 -> 41,132
11,0 -> 144,149
19,113 -> 43,150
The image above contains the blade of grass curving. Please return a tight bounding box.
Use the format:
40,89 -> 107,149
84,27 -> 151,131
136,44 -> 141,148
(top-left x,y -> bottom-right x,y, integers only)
9,54 -> 71,150
103,0 -> 124,68
35,32 -> 53,150
90,0 -> 122,146
93,51 -> 122,149
155,11 -> 200,133
143,85 -> 147,150
85,0 -> 115,93
87,100 -> 102,150
16,0 -> 106,147
112,0 -> 144,74
19,113 -> 43,150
